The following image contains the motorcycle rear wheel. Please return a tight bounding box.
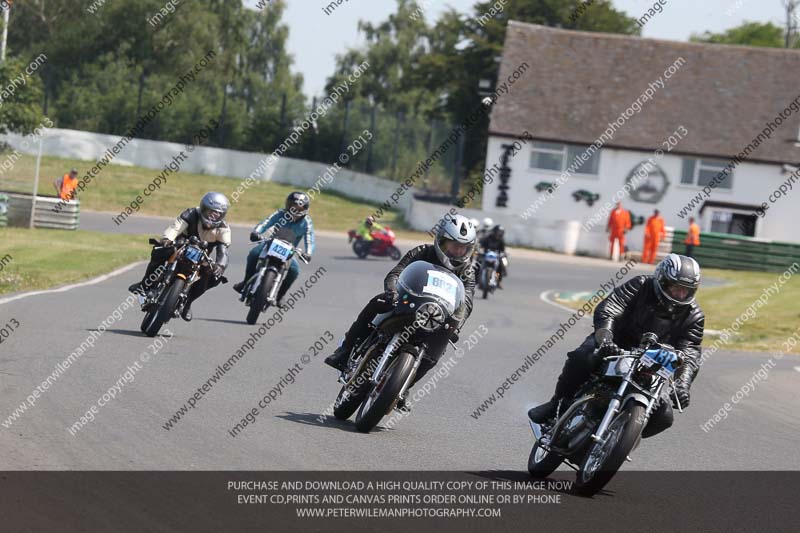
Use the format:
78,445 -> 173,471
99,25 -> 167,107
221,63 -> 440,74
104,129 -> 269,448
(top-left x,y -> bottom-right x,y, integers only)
354,351 -> 415,433
143,278 -> 185,337
528,440 -> 564,478
333,345 -> 381,420
354,241 -> 370,259
575,403 -> 645,496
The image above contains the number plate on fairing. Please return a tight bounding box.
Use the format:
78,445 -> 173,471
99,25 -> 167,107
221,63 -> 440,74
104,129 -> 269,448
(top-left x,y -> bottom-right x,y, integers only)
641,348 -> 680,379
267,239 -> 293,261
184,246 -> 203,263
422,270 -> 457,308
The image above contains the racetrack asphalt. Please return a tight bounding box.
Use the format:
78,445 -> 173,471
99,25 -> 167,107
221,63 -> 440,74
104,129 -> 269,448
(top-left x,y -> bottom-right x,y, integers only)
0,211 -> 797,471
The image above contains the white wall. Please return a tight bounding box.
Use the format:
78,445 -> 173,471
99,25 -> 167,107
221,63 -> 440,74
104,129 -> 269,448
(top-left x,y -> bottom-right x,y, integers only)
405,197 -> 582,254
1,128 -> 411,210
481,135 -> 797,254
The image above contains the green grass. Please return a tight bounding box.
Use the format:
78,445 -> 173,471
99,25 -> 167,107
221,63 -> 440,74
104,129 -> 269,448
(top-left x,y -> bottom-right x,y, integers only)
1,152 -> 424,236
0,227 -> 149,295
552,268 -> 800,354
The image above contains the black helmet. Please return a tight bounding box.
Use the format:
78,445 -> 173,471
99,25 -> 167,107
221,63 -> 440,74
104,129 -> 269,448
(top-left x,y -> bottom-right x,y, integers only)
654,253 -> 700,313
285,191 -> 310,221
491,224 -> 505,237
199,192 -> 229,229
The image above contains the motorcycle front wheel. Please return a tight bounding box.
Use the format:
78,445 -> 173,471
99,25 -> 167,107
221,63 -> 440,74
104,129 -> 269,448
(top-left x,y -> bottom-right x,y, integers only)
143,278 -> 185,337
246,270 -> 276,325
354,351 -> 415,433
575,402 -> 645,496
388,245 -> 401,261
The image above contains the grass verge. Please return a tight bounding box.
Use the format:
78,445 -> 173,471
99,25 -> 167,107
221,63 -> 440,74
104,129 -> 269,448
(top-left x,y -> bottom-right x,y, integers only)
2,153 -> 426,237
551,268 -> 800,354
0,227 -> 149,295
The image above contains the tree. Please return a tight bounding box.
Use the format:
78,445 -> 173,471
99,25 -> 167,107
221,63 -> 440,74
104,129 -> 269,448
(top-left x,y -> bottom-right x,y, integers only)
0,56 -> 46,134
691,22 -> 786,48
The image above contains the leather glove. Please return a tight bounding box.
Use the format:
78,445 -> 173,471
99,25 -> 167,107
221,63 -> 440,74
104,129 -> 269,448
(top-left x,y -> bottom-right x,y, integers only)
249,231 -> 261,242
597,340 -> 621,358
299,252 -> 311,263
381,290 -> 399,306
211,263 -> 225,279
160,238 -> 173,248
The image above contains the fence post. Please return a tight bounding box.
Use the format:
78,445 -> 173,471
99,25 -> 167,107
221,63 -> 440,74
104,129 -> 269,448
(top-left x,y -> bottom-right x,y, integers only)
366,104 -> 376,174
339,99 -> 351,162
451,132 -> 465,200
390,111 -> 403,179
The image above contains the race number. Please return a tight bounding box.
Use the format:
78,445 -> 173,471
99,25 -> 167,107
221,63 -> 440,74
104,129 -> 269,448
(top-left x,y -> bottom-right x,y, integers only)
267,239 -> 292,261
423,270 -> 457,308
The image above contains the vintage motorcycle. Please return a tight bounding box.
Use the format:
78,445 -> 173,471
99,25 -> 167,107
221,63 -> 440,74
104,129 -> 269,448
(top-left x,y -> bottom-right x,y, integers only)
527,332 -> 683,496
477,250 -> 500,299
240,227 -> 309,325
331,261 -> 464,433
139,236 -> 224,337
348,227 -> 401,260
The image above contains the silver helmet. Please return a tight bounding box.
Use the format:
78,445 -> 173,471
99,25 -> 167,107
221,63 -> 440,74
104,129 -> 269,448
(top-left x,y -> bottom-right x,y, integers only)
199,192 -> 229,229
654,253 -> 701,312
434,214 -> 477,271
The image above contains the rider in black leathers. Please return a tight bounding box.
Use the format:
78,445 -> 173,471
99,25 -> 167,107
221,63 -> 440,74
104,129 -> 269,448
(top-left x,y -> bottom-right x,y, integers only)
325,214 -> 478,388
479,224 -> 507,288
529,253 -> 704,438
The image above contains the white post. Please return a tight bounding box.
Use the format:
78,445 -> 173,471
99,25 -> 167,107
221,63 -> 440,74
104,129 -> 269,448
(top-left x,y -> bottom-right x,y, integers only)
0,7 -> 9,63
29,136 -> 43,229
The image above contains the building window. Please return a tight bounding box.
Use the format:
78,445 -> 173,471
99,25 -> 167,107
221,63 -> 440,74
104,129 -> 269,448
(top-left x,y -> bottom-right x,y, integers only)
529,142 -> 600,175
681,158 -> 732,189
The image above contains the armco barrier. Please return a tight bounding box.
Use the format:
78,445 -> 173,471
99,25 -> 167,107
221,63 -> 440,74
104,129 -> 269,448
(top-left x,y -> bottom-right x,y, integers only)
672,230 -> 800,272
1,193 -> 79,230
0,193 -> 7,227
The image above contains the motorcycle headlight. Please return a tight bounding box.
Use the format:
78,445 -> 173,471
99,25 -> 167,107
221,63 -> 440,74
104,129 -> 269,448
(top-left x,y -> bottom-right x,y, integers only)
414,302 -> 446,332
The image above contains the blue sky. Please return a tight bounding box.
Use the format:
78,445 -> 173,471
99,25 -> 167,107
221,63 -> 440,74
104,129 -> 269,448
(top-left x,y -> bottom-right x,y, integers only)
244,0 -> 788,97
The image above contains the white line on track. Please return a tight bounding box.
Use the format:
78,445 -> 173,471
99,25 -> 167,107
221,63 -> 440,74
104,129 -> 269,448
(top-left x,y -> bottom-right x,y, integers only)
0,261 -> 145,306
538,290 -> 575,313
794,366 -> 800,373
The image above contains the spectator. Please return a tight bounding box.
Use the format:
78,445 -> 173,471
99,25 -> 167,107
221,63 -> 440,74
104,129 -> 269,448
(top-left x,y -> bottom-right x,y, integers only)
684,217 -> 700,257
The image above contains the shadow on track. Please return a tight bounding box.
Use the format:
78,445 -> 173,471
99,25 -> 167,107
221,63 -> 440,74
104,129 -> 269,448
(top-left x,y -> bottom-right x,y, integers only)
197,318 -> 251,326
276,411 -> 393,433
89,328 -> 146,338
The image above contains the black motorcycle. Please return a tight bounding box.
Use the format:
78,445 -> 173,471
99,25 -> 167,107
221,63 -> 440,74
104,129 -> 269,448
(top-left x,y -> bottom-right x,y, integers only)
240,227 -> 309,325
139,236 -> 224,337
527,332 -> 684,496
331,261 -> 464,433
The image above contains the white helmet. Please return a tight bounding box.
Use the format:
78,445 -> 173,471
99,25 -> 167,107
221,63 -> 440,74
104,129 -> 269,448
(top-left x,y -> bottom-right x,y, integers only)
481,217 -> 494,230
434,214 -> 477,271
469,218 -> 480,230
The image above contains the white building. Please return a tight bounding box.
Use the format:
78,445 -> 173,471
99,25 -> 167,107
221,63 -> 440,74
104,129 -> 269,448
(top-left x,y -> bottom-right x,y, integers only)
480,22 -> 800,256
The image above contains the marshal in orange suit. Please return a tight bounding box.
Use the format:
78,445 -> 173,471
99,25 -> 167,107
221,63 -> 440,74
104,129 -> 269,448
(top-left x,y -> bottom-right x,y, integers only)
606,202 -> 632,259
642,209 -> 666,264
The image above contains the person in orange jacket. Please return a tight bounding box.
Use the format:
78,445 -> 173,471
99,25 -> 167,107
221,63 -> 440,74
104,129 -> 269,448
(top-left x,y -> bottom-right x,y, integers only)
642,209 -> 666,264
606,201 -> 632,259
56,168 -> 79,201
684,217 -> 700,258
